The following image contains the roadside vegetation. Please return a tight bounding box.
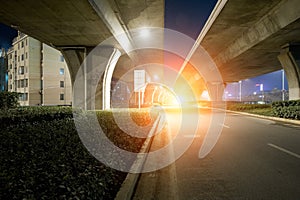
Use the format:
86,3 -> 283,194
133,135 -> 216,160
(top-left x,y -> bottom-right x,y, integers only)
0,106 -> 155,199
226,100 -> 300,120
0,91 -> 19,110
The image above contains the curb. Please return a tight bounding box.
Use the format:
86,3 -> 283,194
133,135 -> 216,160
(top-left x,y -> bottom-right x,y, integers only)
226,110 -> 300,125
115,114 -> 164,200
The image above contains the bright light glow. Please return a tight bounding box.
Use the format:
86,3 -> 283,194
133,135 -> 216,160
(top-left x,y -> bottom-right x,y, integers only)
200,90 -> 210,101
140,28 -> 150,38
153,74 -> 159,80
170,95 -> 180,106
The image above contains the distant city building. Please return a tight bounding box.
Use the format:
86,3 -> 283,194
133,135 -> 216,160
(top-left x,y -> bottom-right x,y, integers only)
7,32 -> 72,106
0,48 -> 8,91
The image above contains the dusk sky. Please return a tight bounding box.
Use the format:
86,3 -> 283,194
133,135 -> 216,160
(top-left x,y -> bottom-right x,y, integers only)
0,23 -> 17,50
0,0 -> 288,96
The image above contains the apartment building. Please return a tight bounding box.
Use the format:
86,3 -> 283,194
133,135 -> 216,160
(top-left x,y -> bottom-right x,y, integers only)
7,32 -> 72,106
0,48 -> 8,91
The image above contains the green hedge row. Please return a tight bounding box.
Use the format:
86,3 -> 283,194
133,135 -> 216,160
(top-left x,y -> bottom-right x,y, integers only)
272,100 -> 300,119
0,107 -> 154,199
0,106 -> 73,129
0,91 -> 19,110
226,102 -> 271,111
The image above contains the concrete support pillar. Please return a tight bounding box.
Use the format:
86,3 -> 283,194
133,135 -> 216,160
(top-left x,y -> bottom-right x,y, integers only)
278,43 -> 300,100
206,82 -> 225,102
61,46 -> 121,110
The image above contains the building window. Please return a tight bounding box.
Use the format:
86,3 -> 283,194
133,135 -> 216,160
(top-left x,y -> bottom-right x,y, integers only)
20,79 -> 24,88
21,54 -> 24,61
21,41 -> 24,48
19,66 -> 24,75
60,55 -> 64,62
59,68 -> 64,75
19,93 -> 28,101
25,79 -> 28,87
25,39 -> 28,46
60,93 -> 64,100
18,43 -> 20,50
60,81 -> 64,88
25,52 -> 28,59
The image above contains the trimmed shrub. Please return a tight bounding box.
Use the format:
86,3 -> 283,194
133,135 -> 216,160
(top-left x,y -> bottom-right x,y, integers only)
227,102 -> 271,111
0,91 -> 19,110
0,106 -> 73,129
0,107 -> 155,199
272,100 -> 300,119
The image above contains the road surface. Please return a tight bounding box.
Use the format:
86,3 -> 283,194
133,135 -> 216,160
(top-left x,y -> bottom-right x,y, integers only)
132,109 -> 300,200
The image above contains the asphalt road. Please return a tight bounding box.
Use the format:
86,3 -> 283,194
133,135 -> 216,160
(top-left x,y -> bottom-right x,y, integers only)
133,109 -> 300,200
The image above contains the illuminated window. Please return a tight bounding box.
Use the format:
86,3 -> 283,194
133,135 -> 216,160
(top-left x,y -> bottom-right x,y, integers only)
19,66 -> 24,75
59,68 -> 64,75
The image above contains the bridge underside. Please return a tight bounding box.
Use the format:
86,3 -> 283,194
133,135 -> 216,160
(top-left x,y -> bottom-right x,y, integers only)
197,0 -> 300,100
1,0 -> 300,102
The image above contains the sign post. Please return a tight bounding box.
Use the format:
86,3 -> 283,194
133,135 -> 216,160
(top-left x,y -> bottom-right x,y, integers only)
134,70 -> 146,109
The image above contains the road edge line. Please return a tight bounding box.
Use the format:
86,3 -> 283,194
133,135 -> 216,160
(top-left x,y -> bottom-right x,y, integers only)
225,110 -> 300,125
115,114 -> 163,200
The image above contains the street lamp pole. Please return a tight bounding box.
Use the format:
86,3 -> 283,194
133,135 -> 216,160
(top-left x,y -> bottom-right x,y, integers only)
239,81 -> 242,102
282,69 -> 285,101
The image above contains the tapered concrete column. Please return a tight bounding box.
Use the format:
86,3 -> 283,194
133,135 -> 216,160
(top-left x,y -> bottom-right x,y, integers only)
206,82 -> 225,102
61,46 -> 121,110
278,43 -> 300,100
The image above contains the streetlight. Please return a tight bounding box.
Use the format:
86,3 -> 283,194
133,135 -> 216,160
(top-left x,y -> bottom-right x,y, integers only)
239,81 -> 242,102
282,69 -> 285,101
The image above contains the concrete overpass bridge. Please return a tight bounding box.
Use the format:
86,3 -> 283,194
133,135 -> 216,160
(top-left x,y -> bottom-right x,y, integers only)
0,0 -> 300,108
187,0 -> 300,100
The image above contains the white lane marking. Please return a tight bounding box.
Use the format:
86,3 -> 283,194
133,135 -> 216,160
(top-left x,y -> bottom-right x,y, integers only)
220,124 -> 230,128
268,143 -> 300,159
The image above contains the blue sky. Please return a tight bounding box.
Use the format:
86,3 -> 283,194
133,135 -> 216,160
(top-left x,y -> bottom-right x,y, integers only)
0,23 -> 17,50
